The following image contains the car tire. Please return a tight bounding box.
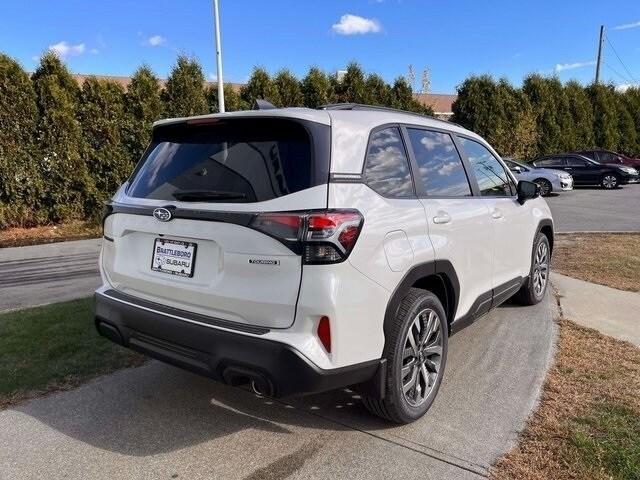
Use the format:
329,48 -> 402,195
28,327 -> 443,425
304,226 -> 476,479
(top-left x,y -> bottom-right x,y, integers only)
362,288 -> 448,424
516,232 -> 550,306
533,178 -> 553,196
601,173 -> 620,189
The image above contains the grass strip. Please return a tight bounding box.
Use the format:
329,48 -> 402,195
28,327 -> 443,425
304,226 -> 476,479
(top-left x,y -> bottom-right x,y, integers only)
0,298 -> 144,408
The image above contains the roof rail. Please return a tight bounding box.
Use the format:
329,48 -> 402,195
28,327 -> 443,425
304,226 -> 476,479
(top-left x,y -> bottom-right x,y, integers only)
318,103 -> 461,127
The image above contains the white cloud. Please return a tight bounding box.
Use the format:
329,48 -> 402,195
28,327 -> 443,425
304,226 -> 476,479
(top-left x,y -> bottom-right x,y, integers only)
554,60 -> 596,73
89,48 -> 99,55
48,41 -> 85,59
616,83 -> 639,92
332,14 -> 381,35
208,73 -> 218,82
146,35 -> 167,47
613,20 -> 640,31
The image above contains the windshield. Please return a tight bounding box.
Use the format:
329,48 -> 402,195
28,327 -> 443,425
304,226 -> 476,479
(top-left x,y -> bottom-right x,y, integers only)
509,159 -> 529,170
127,118 -> 329,203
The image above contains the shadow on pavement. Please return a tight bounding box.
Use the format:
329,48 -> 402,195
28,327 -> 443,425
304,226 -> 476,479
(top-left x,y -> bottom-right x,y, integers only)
10,295 -> 555,471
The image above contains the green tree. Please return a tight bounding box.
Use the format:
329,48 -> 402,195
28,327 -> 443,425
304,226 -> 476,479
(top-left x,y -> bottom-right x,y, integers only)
79,77 -> 131,216
452,75 -> 499,137
587,83 -> 620,150
523,74 -> 567,156
493,80 -> 538,159
332,62 -> 367,103
364,73 -> 391,106
206,84 -> 247,112
162,55 -> 208,118
273,69 -> 303,107
564,81 -> 595,150
32,52 -> 92,222
621,88 -> 640,155
0,53 -> 43,227
453,76 -> 534,158
301,67 -> 332,108
616,93 -> 637,155
390,76 -> 432,114
240,67 -> 280,107
124,65 -> 162,163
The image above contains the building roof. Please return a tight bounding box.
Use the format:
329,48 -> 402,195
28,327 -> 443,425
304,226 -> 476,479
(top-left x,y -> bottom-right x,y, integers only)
413,93 -> 458,115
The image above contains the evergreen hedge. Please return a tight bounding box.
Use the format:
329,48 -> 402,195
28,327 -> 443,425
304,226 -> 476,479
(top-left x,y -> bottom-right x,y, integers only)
0,51 -> 638,229
452,75 -> 639,159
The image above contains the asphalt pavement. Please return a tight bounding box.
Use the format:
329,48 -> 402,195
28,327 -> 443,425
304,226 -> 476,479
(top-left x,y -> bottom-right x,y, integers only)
0,238 -> 101,312
0,292 -> 557,479
545,185 -> 640,232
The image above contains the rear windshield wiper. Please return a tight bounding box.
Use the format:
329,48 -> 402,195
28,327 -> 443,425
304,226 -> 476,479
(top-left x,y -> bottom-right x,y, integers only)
172,190 -> 248,202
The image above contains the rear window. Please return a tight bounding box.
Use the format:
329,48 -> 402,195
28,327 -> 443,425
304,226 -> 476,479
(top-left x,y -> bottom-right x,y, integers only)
127,118 -> 329,202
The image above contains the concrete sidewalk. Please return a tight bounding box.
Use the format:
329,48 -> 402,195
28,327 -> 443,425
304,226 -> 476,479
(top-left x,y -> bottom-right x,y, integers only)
552,272 -> 640,347
0,293 -> 558,479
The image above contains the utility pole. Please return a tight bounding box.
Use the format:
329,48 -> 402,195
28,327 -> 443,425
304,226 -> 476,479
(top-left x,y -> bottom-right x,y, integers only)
595,25 -> 604,84
212,0 -> 225,112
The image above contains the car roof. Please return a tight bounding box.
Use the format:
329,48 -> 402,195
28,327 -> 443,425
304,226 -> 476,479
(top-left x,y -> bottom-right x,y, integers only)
538,153 -> 596,163
153,104 -> 488,173
154,104 -> 479,137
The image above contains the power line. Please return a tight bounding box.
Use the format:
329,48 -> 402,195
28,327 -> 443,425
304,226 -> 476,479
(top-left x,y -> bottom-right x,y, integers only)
603,61 -> 633,83
604,33 -> 639,84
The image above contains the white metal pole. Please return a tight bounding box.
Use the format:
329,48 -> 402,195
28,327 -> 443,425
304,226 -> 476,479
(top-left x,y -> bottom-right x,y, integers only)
213,0 -> 225,112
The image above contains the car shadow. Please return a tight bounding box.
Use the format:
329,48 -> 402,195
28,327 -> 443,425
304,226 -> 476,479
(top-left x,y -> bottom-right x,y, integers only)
11,361 -> 372,457
11,294 -> 554,462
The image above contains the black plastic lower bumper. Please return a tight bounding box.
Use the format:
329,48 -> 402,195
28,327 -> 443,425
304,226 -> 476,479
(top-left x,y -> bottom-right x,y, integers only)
94,290 -> 380,397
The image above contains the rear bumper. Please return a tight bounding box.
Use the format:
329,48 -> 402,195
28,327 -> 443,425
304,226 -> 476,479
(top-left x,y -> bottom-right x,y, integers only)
94,289 -> 380,397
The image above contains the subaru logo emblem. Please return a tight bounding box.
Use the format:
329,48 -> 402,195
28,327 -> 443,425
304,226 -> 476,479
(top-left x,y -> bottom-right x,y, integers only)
153,207 -> 172,222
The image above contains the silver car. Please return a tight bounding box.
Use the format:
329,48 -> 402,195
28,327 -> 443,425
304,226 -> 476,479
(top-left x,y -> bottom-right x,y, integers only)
503,158 -> 573,196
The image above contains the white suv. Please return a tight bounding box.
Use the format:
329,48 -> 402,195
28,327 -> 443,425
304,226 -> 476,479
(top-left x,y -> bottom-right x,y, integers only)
95,104 -> 553,423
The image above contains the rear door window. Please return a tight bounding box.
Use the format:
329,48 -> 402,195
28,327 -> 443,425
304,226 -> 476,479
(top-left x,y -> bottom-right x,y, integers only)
127,118 -> 329,202
537,157 -> 565,167
363,127 -> 415,198
565,157 -> 589,167
407,128 -> 471,196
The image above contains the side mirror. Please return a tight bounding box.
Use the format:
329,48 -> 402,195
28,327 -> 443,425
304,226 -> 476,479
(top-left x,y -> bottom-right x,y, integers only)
517,180 -> 539,205
511,166 -> 523,174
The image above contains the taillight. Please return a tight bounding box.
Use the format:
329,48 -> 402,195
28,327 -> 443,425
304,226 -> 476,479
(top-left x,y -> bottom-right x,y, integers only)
249,209 -> 363,264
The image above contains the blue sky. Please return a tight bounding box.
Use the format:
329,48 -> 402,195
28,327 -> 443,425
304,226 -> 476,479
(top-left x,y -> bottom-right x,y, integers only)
2,0 -> 640,93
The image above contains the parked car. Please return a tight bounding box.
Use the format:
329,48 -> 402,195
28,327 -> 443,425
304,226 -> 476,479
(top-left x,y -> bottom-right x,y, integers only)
95,103 -> 554,424
530,154 -> 639,189
503,158 -> 573,196
574,148 -> 640,173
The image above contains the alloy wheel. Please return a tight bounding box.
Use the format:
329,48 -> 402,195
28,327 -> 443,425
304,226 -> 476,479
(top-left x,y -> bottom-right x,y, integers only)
401,308 -> 443,407
535,179 -> 551,196
602,175 -> 618,189
532,241 -> 549,297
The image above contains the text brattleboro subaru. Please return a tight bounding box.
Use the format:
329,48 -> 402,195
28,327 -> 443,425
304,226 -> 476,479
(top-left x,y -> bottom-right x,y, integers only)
95,103 -> 553,423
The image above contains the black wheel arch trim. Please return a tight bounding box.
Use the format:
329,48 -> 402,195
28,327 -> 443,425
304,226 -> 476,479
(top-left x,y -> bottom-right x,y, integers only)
535,218 -> 554,253
382,260 -> 460,343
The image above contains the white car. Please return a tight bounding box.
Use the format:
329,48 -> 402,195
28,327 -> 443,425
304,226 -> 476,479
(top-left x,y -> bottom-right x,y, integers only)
503,158 -> 573,196
95,104 -> 554,423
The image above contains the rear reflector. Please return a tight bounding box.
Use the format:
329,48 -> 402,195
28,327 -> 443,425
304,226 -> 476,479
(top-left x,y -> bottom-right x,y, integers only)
317,316 -> 331,353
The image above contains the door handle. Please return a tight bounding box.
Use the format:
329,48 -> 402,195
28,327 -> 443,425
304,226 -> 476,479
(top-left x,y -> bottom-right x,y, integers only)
491,208 -> 503,219
432,212 -> 451,224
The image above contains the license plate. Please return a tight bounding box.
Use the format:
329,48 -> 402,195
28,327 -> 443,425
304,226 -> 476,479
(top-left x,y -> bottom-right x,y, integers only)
151,238 -> 197,278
